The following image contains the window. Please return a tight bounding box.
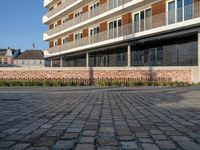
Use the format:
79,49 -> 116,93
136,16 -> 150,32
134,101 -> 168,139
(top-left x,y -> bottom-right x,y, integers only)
54,23 -> 58,28
11,58 -> 14,64
90,2 -> 100,17
109,0 -> 122,10
90,26 -> 100,43
177,0 -> 183,22
54,41 -> 58,46
0,58 -> 2,64
63,37 -> 69,44
74,11 -> 83,23
132,35 -> 197,66
75,33 -> 83,41
168,0 -> 176,24
63,54 -> 86,67
167,0 -> 194,24
109,19 -> 122,39
62,17 -> 69,23
184,0 -> 193,20
134,8 -> 152,33
89,47 -> 127,67
4,58 -> 8,64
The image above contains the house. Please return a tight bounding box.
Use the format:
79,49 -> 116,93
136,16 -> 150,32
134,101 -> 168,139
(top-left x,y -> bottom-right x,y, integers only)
0,48 -> 21,67
14,50 -> 45,67
43,0 -> 200,83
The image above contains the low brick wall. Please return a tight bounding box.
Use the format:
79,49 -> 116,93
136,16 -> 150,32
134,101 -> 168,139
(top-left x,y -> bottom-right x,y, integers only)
0,67 -> 193,84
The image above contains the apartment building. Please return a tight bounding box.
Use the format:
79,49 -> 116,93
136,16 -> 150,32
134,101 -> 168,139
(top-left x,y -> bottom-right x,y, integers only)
43,0 -> 200,83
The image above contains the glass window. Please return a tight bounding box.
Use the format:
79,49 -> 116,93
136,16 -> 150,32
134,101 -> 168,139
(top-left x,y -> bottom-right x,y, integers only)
90,47 -> 127,67
145,9 -> 152,30
131,35 -> 197,66
140,11 -> 145,31
177,0 -> 183,22
168,1 -> 176,24
184,0 -> 193,20
134,13 -> 139,32
109,19 -> 122,39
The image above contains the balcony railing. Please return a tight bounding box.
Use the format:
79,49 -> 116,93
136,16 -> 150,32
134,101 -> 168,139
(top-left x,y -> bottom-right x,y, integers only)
45,0 -> 134,36
44,0 -> 54,7
45,0 -> 78,18
47,2 -> 200,55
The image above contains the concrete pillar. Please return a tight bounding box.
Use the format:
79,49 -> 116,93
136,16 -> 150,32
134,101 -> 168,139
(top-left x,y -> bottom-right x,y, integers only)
60,57 -> 63,67
50,59 -> 53,67
86,52 -> 89,67
198,33 -> 200,83
127,44 -> 131,67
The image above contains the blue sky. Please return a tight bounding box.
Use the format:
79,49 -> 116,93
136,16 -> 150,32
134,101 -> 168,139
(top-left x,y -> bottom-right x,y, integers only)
0,0 -> 47,51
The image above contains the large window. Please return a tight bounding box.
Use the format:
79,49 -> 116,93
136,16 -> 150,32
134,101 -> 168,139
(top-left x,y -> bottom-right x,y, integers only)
167,0 -> 194,24
132,35 -> 198,66
109,0 -> 123,10
90,2 -> 100,18
109,19 -> 122,39
134,8 -> 152,33
90,47 -> 127,67
63,54 -> 86,67
168,1 -> 176,24
90,26 -> 100,43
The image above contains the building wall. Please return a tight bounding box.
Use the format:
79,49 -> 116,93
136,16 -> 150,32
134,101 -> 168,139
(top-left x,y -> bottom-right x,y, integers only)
0,67 -> 196,83
0,56 -> 14,66
14,59 -> 45,67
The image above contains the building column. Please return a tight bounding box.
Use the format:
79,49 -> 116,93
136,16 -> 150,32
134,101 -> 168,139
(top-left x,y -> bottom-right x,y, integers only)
50,59 -> 53,67
60,57 -> 63,67
198,33 -> 200,83
127,44 -> 131,67
86,52 -> 89,67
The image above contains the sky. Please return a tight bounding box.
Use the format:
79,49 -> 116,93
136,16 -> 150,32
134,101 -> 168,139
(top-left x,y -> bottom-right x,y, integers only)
0,0 -> 48,51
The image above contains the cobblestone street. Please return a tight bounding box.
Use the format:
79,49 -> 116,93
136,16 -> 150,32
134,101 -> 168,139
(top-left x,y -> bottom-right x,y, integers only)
0,86 -> 200,150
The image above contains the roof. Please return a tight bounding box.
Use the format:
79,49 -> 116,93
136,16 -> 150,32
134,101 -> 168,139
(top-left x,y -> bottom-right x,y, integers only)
0,48 -> 20,56
16,50 -> 44,60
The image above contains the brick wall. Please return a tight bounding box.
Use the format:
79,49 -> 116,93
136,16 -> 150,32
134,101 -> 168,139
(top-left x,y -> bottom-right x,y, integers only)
0,68 -> 192,83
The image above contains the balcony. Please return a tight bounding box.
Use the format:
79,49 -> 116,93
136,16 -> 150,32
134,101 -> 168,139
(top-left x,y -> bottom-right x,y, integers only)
44,0 -> 54,7
46,2 -> 200,56
43,0 -> 82,23
44,0 -> 138,40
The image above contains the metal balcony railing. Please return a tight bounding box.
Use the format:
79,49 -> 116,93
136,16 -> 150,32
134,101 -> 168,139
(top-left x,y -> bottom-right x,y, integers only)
45,0 -> 134,37
45,0 -> 77,18
47,1 -> 200,55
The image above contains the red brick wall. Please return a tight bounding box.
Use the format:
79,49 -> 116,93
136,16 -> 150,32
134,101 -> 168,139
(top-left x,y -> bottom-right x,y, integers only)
0,69 -> 192,83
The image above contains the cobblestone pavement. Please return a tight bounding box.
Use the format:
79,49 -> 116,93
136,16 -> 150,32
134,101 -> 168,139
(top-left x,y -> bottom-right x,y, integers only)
0,86 -> 200,150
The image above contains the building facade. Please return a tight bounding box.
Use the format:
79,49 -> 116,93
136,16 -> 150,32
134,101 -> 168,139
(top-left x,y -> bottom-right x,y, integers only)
43,0 -> 200,83
0,48 -> 21,67
14,50 -> 45,67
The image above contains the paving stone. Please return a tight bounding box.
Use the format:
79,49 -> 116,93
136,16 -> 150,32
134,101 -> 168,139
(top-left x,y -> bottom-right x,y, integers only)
66,128 -> 82,133
27,147 -> 49,150
171,136 -> 191,141
156,140 -> 176,149
97,146 -> 118,150
0,141 -> 16,148
52,140 -> 76,150
1,87 -> 200,150
118,136 -> 135,141
121,141 -> 138,150
142,143 -> 160,150
61,133 -> 79,140
80,137 -> 95,144
75,144 -> 94,150
83,130 -> 96,136
11,143 -> 30,150
139,138 -> 153,143
178,141 -> 200,150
